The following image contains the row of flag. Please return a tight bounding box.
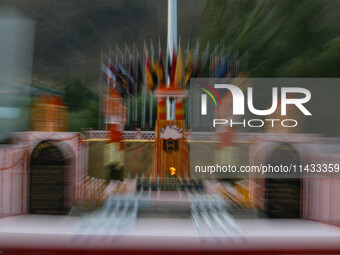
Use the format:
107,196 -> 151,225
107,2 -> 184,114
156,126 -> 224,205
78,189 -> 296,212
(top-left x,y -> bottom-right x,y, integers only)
145,40 -> 201,91
101,40 -> 249,98
101,50 -> 143,98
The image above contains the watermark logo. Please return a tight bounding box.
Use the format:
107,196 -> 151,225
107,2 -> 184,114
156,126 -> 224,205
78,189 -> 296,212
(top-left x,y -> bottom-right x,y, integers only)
196,80 -> 312,129
198,82 -> 222,115
201,84 -> 311,116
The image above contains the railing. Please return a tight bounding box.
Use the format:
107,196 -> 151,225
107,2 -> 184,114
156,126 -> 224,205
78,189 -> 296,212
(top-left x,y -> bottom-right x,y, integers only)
83,130 -> 155,140
187,132 -> 219,141
84,130 -> 110,139
124,131 -> 155,140
84,130 -> 257,142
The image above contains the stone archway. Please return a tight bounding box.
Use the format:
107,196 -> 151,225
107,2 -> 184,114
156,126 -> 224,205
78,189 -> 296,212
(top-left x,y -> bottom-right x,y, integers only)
265,143 -> 301,218
29,140 -> 71,214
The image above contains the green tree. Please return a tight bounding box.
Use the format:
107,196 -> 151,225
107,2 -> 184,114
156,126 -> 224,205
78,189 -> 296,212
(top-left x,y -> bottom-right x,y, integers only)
63,76 -> 99,131
200,0 -> 340,77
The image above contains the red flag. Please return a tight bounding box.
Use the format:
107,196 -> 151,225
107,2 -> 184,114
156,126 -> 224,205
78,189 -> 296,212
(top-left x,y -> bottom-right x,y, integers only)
157,45 -> 165,86
169,46 -> 177,86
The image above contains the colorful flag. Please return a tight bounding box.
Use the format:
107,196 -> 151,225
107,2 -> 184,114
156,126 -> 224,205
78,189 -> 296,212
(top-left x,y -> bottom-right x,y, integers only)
216,58 -> 227,78
145,50 -> 154,91
102,58 -> 116,90
191,55 -> 200,78
167,50 -> 171,81
174,44 -> 183,86
169,46 -> 177,86
157,41 -> 165,86
151,53 -> 158,90
115,62 -> 129,97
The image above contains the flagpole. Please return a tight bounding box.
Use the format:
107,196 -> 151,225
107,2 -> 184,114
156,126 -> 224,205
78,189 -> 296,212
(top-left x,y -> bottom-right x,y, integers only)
97,49 -> 103,130
150,39 -> 154,128
142,40 -> 147,128
106,50 -> 111,129
167,0 -> 177,65
142,82 -> 146,128
135,52 -> 139,123
149,91 -> 153,128
126,96 -> 129,126
167,0 -> 177,120
132,45 -> 136,123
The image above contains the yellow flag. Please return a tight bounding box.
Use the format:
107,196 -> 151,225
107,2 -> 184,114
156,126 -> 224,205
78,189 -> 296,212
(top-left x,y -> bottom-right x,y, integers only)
174,45 -> 183,87
145,50 -> 154,91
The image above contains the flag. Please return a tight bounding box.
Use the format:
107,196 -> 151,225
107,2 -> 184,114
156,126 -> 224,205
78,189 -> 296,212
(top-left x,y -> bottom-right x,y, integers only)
136,58 -> 143,94
216,58 -> 227,78
127,60 -> 135,95
184,49 -> 193,85
167,50 -> 171,80
145,50 -> 154,91
102,58 -> 116,90
211,54 -> 220,76
115,62 -> 129,97
151,52 -> 158,90
102,58 -> 125,97
174,44 -> 183,86
157,41 -> 165,86
169,46 -> 177,86
101,60 -> 112,83
191,55 -> 200,78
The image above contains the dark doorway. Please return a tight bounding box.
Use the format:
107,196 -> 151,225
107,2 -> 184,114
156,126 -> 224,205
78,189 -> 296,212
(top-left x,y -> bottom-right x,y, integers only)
266,143 -> 301,218
29,140 -> 68,214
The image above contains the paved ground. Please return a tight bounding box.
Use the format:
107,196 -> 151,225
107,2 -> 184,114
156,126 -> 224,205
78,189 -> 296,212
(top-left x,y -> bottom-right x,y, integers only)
0,215 -> 340,253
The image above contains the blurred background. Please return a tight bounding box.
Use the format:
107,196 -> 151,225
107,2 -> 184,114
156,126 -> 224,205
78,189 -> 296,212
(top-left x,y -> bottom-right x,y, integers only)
0,0 -> 339,136
0,0 -> 340,254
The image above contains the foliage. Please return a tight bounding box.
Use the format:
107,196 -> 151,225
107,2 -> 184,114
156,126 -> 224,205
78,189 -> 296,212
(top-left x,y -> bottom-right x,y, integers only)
63,76 -> 99,131
200,1 -> 340,136
201,0 -> 340,77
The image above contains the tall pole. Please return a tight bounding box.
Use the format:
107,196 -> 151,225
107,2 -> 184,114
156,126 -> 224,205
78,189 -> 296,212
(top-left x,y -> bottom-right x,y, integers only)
98,50 -> 103,130
133,43 -> 139,123
142,41 -> 147,128
167,0 -> 177,63
167,0 -> 177,120
149,91 -> 153,128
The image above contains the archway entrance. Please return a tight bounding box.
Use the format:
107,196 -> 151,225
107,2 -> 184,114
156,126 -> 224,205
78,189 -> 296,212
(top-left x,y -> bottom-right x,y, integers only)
29,140 -> 68,214
266,143 -> 301,218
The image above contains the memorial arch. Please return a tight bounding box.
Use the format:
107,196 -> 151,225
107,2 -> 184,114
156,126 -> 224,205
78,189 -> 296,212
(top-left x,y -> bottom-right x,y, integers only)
29,140 -> 75,215
265,143 -> 301,218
